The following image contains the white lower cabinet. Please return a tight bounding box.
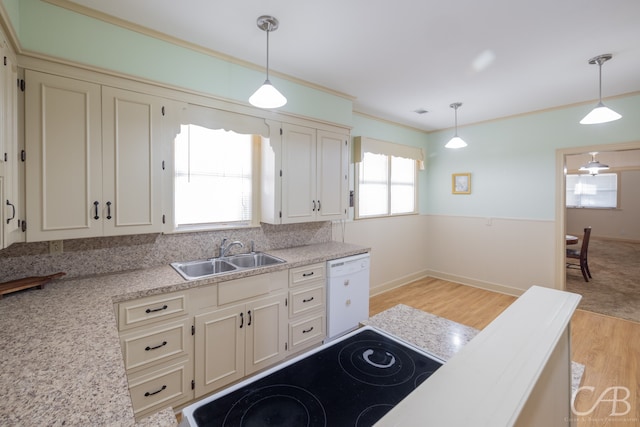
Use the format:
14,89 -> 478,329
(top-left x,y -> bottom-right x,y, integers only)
116,265 -> 325,419
127,356 -> 193,418
287,263 -> 327,355
116,291 -> 193,420
120,318 -> 191,371
194,292 -> 287,397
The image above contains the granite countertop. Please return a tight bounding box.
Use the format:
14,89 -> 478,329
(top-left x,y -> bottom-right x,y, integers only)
0,241 -> 368,426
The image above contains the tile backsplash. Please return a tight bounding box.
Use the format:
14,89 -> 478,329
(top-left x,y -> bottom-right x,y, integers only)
0,222 -> 332,282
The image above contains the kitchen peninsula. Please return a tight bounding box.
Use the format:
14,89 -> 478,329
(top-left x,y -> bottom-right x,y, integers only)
0,240 -> 579,426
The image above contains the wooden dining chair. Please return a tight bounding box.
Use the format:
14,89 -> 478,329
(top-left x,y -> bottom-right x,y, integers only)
566,227 -> 592,282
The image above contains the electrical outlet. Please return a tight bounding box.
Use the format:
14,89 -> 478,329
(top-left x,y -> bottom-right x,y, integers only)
49,240 -> 63,255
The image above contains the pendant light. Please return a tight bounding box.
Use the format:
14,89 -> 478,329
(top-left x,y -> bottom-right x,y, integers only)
579,152 -> 609,175
445,102 -> 467,149
249,15 -> 287,109
579,54 -> 621,124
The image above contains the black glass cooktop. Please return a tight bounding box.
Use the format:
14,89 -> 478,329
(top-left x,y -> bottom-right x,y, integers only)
190,327 -> 443,427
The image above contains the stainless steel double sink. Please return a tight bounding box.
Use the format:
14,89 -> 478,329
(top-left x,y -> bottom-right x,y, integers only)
170,252 -> 286,281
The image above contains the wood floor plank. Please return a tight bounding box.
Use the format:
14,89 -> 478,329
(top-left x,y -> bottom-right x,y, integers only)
370,277 -> 640,427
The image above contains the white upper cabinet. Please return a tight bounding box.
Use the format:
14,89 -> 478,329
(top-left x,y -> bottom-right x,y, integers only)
0,35 -> 22,248
101,86 -> 163,236
316,129 -> 349,221
25,70 -> 103,241
25,71 -> 165,241
281,124 -> 317,223
264,123 -> 348,224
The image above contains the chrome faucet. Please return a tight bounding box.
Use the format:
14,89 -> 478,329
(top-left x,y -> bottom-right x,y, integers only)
219,239 -> 244,258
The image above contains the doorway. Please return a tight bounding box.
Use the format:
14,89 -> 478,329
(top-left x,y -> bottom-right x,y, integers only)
556,141 -> 640,322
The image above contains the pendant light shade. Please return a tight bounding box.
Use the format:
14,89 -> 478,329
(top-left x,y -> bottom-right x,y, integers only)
249,16 -> 287,109
445,102 -> 467,149
579,152 -> 609,175
580,54 -> 621,125
249,80 -> 287,109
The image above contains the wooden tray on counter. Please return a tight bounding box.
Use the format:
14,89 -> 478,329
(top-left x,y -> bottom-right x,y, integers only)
0,272 -> 65,299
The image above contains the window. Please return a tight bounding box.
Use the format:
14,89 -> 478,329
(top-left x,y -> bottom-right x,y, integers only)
566,173 -> 618,208
174,124 -> 257,228
354,137 -> 421,219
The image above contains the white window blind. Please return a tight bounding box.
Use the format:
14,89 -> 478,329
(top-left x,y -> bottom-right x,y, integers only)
566,173 -> 618,208
174,125 -> 253,227
355,136 -> 420,218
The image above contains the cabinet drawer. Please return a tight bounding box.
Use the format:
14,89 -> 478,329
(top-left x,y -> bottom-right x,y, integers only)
289,285 -> 324,317
289,314 -> 325,353
128,357 -> 193,419
118,292 -> 187,330
289,263 -> 325,287
120,318 -> 190,371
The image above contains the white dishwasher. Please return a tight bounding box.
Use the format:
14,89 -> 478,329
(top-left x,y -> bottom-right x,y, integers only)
326,253 -> 370,340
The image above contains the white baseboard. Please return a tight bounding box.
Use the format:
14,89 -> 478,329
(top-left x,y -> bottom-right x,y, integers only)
426,270 -> 526,297
369,269 -> 527,298
369,269 -> 430,297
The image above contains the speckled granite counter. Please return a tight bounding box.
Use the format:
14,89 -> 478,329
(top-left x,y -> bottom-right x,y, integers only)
363,304 -> 585,403
0,241 -> 368,426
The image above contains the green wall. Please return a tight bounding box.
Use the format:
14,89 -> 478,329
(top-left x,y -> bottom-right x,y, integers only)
426,94 -> 640,220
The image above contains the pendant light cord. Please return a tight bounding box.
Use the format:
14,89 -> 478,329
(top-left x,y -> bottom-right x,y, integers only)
265,26 -> 270,81
454,106 -> 459,136
597,60 -> 603,102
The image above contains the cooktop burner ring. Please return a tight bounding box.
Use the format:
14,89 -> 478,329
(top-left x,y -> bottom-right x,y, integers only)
338,338 -> 416,386
220,384 -> 327,427
355,403 -> 395,426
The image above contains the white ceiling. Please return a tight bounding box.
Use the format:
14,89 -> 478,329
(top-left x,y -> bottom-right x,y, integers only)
66,0 -> 640,131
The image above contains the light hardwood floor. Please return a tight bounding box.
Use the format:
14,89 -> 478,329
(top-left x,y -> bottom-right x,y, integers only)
370,277 -> 640,427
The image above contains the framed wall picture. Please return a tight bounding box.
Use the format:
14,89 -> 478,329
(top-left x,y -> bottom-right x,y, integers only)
452,173 -> 471,194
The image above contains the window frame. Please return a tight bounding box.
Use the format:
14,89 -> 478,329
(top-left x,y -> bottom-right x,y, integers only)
355,152 -> 419,220
168,104 -> 269,233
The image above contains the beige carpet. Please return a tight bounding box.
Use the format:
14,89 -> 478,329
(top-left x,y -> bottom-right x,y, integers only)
566,238 -> 640,324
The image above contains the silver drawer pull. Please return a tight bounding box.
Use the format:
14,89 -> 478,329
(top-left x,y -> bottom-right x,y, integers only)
302,296 -> 314,303
145,341 -> 167,351
144,385 -> 167,397
302,326 -> 314,334
145,304 -> 168,314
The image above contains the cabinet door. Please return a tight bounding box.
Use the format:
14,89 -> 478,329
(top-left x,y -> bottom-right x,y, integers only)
102,87 -> 163,235
281,124 -> 316,223
2,52 -> 22,247
316,130 -> 348,221
25,70 -> 102,241
194,305 -> 244,397
0,39 -> 20,248
245,293 -> 287,375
